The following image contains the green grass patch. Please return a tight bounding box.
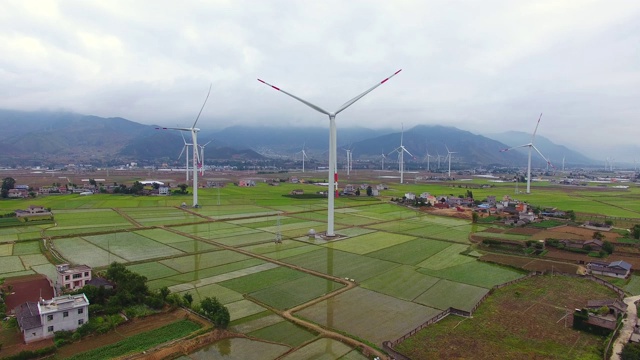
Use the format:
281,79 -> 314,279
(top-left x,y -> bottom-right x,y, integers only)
323,231 -> 417,255
416,244 -> 474,270
413,279 -> 489,311
361,265 -> 440,300
219,266 -> 306,294
249,274 -> 344,310
417,261 -> 525,288
65,319 -> 201,360
248,320 -> 317,347
12,241 -> 41,255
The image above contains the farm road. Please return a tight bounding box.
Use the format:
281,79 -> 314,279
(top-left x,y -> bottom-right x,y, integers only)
610,294 -> 640,360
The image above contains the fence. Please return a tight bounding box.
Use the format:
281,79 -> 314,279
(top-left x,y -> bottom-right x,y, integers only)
385,271 -> 542,351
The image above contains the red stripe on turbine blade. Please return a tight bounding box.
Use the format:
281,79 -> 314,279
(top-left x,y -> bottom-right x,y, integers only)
394,69 -> 402,75
257,79 -> 265,83
334,173 -> 338,181
381,78 -> 389,84
271,85 -> 280,91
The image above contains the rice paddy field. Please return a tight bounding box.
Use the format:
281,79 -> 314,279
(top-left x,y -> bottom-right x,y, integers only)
2,179 -> 640,359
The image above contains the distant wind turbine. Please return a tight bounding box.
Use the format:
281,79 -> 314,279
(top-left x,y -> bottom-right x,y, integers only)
423,147 -> 432,172
178,132 -> 192,182
298,143 -> 309,173
380,149 -> 386,171
257,69 -> 401,237
389,124 -> 413,184
198,139 -> 213,176
156,84 -> 212,207
499,113 -> 552,194
445,145 -> 457,178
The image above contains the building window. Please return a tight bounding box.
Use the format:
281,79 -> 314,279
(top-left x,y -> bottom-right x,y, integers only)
84,272 -> 89,277
47,315 -> 53,321
48,326 -> 54,332
72,273 -> 82,279
65,275 -> 70,280
78,308 -> 84,314
78,319 -> 84,325
63,311 -> 69,318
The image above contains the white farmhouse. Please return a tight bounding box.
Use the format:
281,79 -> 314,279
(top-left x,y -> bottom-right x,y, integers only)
15,294 -> 90,343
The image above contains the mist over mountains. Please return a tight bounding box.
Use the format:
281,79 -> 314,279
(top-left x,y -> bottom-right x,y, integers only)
0,109 -> 598,168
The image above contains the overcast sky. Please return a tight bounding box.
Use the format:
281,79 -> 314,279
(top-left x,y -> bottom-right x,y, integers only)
2,1 -> 639,160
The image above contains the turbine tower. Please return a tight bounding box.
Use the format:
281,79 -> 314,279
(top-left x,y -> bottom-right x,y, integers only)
156,84 -> 211,207
424,147 -> 432,171
198,139 -> 213,176
258,69 -> 401,237
177,132 -> 192,182
499,113 -> 552,194
380,149 -> 386,171
445,145 -> 457,178
298,143 -> 309,172
389,124 -> 413,184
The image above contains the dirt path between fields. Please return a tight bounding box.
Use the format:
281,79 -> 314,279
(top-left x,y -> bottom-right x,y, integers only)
610,295 -> 640,360
161,226 -> 389,360
113,208 -> 143,227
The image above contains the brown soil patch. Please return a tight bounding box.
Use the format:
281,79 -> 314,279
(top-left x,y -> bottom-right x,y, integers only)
537,225 -> 620,241
423,207 -> 473,220
3,274 -> 55,313
481,254 -> 582,274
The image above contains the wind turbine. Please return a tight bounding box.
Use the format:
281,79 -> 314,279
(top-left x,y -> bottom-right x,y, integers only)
423,147 -> 432,171
258,69 -> 401,237
380,149 -> 386,171
499,113 -> 552,194
389,124 -> 413,184
445,145 -> 457,178
198,139 -> 213,176
156,84 -> 211,207
298,143 -> 309,172
436,151 -> 441,169
562,155 -> 565,172
178,132 -> 192,182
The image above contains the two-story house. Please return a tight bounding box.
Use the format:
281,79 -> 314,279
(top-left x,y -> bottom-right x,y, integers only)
56,264 -> 92,290
15,294 -> 90,343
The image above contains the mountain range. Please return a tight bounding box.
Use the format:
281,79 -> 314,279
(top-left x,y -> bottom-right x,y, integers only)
0,109 -> 598,168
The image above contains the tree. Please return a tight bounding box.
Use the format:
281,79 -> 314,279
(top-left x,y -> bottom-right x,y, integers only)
1,177 -> 16,198
472,212 -> 479,224
566,210 -> 576,222
182,292 -> 193,307
621,342 -> 640,360
602,240 -> 614,255
200,296 -> 230,328
366,186 -> 373,196
89,179 -> 97,186
593,231 -> 605,241
633,225 -> 640,240
355,188 -> 360,196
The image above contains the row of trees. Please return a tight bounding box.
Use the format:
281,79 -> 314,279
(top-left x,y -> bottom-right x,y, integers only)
1,177 -> 16,198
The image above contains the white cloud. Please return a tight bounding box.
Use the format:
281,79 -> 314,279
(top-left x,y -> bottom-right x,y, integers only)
0,0 -> 639,161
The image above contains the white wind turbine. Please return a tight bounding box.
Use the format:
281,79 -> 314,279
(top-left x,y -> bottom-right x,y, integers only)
198,139 -> 213,176
380,149 -> 386,171
178,132 -> 192,182
258,69 -> 401,237
445,145 -> 457,178
298,143 -> 309,172
499,113 -> 552,194
389,124 -> 413,184
423,147 -> 432,172
156,84 -> 211,207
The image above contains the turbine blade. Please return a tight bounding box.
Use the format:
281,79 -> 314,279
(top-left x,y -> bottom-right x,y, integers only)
499,144 -> 531,152
403,147 -> 413,157
178,145 -> 186,160
531,113 -> 543,143
532,145 -> 552,166
334,69 -> 402,115
156,127 -> 191,131
257,79 -> 331,115
193,84 -> 212,129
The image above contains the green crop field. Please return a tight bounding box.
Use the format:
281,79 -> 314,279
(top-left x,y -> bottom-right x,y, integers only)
416,244 -> 475,270
367,238 -> 454,265
126,262 -> 180,280
296,287 -> 441,346
280,338 -> 356,360
248,320 -> 317,347
249,274 -> 344,310
12,241 -> 41,255
323,231 -> 417,255
82,233 -> 184,262
361,264 -> 440,300
0,243 -> 13,256
413,279 -> 489,311
54,237 -> 127,267
219,266 -> 306,294
282,248 -> 400,282
417,261 -> 525,288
